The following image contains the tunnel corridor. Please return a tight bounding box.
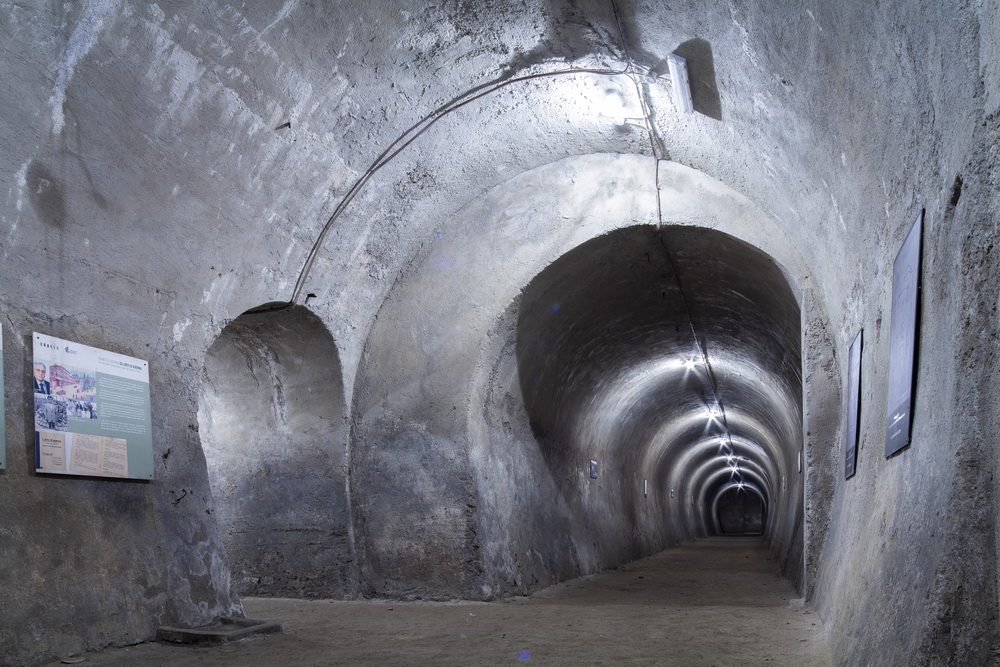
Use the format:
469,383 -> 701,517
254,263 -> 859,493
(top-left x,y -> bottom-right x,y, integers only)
3,2 -> 998,665
196,222 -> 804,605
516,225 -> 802,572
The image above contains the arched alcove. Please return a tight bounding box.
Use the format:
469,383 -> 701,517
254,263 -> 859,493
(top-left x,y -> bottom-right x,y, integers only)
197,305 -> 354,598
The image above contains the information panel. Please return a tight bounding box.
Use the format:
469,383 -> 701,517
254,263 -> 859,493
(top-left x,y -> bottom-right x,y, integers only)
885,211 -> 923,457
0,325 -> 5,469
32,333 -> 153,479
844,329 -> 862,479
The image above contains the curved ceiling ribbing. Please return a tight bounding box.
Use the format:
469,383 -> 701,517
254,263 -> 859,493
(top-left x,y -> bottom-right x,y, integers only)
517,225 -> 801,542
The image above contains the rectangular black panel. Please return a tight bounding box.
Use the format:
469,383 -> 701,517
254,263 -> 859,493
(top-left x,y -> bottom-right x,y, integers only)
845,329 -> 862,479
885,211 -> 923,457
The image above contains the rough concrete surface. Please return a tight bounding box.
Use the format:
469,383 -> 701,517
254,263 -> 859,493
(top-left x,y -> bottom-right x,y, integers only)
0,1 -> 997,665
40,538 -> 832,667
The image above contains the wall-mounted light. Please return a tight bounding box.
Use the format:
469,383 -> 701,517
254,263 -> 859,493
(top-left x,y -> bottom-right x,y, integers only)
590,459 -> 599,479
667,53 -> 694,114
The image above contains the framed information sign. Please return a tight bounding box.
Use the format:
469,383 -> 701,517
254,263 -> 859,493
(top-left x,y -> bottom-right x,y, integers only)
885,211 -> 923,457
844,330 -> 862,479
32,333 -> 153,479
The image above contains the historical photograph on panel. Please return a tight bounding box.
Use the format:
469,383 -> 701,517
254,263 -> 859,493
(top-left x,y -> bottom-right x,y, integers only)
885,211 -> 923,457
32,332 -> 154,480
844,329 -> 862,479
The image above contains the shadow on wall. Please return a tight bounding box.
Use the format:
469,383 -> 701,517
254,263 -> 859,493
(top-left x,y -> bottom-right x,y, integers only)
197,304 -> 354,598
26,160 -> 67,227
613,0 -> 723,122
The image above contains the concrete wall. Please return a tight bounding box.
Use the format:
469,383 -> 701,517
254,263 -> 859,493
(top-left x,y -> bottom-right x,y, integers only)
0,1 -> 997,665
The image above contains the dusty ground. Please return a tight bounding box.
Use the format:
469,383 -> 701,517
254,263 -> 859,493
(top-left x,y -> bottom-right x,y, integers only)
46,537 -> 832,666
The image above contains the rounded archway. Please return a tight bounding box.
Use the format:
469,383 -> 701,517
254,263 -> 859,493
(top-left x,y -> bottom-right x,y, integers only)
515,224 -> 802,579
713,483 -> 767,535
351,155 -> 819,600
197,305 -> 354,598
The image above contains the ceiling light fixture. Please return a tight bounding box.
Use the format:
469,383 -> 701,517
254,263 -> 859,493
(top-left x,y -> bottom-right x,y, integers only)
667,53 -> 694,114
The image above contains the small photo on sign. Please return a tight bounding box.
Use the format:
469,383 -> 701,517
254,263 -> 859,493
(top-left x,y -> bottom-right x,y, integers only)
34,395 -> 67,432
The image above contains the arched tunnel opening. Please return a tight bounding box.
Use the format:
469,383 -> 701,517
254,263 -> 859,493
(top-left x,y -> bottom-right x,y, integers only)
714,483 -> 767,535
516,224 -> 803,582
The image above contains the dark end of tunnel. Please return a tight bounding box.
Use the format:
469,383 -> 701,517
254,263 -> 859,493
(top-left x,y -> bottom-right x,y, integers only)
714,484 -> 767,535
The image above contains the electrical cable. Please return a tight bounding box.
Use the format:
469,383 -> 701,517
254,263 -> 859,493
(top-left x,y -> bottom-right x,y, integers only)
609,2 -> 743,475
254,3 -> 640,312
246,0 -> 670,318
287,63 -> 629,307
246,70 -> 622,313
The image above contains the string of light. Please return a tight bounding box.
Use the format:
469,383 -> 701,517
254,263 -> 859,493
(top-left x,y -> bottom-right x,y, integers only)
609,3 -> 746,487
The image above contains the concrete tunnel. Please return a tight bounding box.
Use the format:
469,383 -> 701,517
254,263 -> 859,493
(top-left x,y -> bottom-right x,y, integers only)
514,226 -> 800,548
196,156 -> 805,601
1,1 -> 999,665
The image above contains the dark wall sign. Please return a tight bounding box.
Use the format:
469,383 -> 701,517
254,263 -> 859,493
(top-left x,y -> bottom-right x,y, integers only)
844,329 -> 862,479
885,211 -> 923,457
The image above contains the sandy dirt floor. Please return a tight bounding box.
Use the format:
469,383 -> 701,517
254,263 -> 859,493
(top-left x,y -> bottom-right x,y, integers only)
45,537 -> 832,666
